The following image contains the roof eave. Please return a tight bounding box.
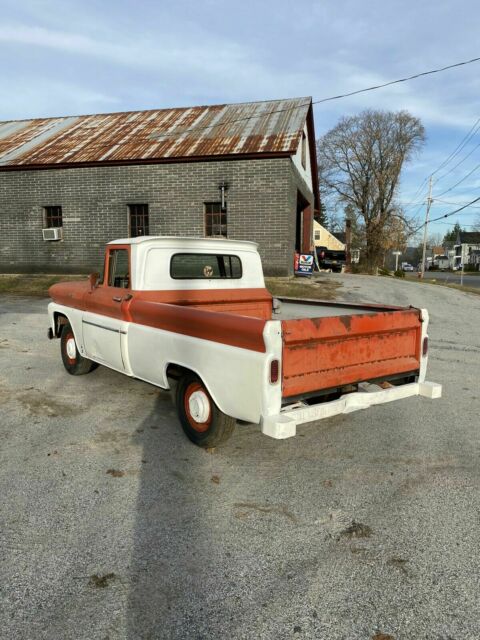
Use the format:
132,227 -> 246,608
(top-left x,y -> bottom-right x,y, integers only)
0,150 -> 294,172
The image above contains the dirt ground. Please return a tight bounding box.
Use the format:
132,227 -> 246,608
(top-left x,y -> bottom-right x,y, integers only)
0,274 -> 479,640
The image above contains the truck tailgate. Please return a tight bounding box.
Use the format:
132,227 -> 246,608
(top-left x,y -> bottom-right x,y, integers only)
281,308 -> 422,398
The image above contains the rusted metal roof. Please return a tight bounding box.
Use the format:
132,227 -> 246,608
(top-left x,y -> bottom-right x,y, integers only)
0,97 -> 311,168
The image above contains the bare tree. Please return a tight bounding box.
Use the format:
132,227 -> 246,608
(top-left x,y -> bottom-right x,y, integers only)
474,214 -> 480,232
317,110 -> 425,269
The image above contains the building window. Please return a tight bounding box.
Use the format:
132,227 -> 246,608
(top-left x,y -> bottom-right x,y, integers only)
44,206 -> 63,228
128,204 -> 149,237
314,230 -> 321,240
301,131 -> 307,169
205,202 -> 227,237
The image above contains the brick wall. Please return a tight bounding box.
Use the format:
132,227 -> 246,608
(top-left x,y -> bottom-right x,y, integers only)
0,157 -> 314,276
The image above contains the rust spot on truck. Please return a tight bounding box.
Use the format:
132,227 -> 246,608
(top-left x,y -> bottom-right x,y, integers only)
338,315 -> 352,331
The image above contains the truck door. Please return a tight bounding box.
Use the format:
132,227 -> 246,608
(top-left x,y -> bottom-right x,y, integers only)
82,246 -> 130,372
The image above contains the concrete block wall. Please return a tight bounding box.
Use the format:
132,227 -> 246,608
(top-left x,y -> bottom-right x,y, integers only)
0,157 -> 313,276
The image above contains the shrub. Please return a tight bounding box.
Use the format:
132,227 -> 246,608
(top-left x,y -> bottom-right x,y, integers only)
378,267 -> 392,277
394,270 -> 405,278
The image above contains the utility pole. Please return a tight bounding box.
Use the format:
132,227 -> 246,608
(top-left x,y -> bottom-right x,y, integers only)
393,251 -> 401,271
420,176 -> 433,279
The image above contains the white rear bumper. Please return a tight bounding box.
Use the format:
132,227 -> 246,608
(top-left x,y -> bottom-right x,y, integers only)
261,380 -> 442,439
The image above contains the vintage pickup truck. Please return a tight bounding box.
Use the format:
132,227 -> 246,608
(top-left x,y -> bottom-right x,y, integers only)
48,237 -> 441,447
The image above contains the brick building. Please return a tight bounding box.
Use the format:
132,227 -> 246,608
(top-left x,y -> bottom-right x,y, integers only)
0,97 -> 319,275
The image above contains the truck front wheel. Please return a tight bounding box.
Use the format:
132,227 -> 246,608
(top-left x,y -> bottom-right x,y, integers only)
60,323 -> 97,375
176,373 -> 236,447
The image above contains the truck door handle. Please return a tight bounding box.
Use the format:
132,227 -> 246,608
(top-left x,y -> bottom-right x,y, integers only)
112,294 -> 133,302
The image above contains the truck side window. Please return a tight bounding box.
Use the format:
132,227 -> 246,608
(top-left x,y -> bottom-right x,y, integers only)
170,254 -> 242,279
108,249 -> 130,288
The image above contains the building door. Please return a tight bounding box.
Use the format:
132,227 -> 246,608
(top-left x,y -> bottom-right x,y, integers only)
295,191 -> 312,254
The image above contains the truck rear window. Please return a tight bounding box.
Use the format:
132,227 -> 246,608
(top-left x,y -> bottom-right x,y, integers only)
170,253 -> 242,279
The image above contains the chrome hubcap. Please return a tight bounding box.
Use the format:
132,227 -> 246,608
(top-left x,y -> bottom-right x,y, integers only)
66,337 -> 76,359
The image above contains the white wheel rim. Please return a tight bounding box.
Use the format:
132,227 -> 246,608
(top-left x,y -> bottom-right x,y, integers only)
66,337 -> 76,359
188,390 -> 210,423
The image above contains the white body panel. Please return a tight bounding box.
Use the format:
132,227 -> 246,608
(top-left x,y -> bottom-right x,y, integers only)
262,381 -> 442,439
82,312 -> 126,372
48,303 -> 283,425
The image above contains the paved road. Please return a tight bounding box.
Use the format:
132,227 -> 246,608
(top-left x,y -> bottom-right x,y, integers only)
0,279 -> 479,640
417,271 -> 480,288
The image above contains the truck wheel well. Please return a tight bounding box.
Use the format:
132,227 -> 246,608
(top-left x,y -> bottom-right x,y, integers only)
166,363 -> 192,382
53,312 -> 69,337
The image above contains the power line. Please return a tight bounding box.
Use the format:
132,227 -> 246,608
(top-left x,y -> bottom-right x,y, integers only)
17,54 -> 480,154
434,220 -> 479,227
412,195 -> 480,234
434,136 -> 480,183
311,56 -> 480,105
434,198 -> 480,208
435,160 -> 480,197
430,116 -> 480,177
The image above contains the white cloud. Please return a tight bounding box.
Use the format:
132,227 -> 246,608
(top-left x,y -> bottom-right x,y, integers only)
0,79 -> 120,119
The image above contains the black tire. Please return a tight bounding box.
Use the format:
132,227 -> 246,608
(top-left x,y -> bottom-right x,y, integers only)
176,372 -> 236,447
60,323 -> 97,375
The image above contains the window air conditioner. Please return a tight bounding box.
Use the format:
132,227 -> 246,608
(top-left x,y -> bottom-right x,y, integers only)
42,227 -> 63,241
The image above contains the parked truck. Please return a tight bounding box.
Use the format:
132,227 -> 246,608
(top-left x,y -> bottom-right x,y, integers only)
47,237 -> 441,447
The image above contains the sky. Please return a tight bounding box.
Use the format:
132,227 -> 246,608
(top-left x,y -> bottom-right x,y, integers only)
1,0 -> 479,240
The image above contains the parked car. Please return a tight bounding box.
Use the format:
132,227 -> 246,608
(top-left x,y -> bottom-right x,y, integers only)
316,246 -> 346,272
47,237 -> 441,447
402,263 -> 415,272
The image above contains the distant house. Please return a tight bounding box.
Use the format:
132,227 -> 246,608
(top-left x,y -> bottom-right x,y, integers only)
452,232 -> 480,270
313,221 -> 345,250
330,229 -> 361,263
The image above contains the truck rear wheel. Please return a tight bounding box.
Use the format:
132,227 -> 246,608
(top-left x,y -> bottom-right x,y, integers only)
176,372 -> 236,447
60,323 -> 97,375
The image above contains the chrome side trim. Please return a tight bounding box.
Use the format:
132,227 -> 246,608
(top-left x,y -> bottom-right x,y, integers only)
82,319 -> 127,335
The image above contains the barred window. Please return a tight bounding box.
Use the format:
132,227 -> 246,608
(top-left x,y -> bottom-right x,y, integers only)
205,202 -> 227,237
44,206 -> 63,228
128,204 -> 149,237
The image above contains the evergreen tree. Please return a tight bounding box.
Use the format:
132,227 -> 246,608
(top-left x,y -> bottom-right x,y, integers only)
442,222 -> 463,244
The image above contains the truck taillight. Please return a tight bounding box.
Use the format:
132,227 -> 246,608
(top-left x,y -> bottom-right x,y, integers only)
422,336 -> 428,356
270,359 -> 279,384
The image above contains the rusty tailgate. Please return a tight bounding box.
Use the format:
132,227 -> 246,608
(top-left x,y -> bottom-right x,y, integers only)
281,308 -> 422,398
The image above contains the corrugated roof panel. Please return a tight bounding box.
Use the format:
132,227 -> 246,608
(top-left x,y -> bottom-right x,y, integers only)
0,97 -> 311,168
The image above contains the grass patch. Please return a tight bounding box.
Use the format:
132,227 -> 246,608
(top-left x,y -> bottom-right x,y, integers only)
265,276 -> 341,301
404,275 -> 480,296
0,274 -> 86,297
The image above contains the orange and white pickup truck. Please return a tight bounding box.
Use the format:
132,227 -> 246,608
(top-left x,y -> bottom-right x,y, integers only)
48,237 -> 441,447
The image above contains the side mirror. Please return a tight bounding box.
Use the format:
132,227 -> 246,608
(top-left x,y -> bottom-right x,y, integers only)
89,272 -> 100,290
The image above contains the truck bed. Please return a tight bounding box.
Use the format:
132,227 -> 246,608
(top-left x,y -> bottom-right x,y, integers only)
275,297 -> 402,320
276,297 -> 422,399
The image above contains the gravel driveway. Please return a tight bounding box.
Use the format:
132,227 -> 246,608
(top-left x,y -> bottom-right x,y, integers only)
0,276 -> 479,640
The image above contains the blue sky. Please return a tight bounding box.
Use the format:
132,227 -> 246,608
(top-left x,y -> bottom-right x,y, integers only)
1,0 -> 479,239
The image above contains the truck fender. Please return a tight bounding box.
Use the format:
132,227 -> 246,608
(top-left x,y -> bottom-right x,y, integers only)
164,361 -> 231,419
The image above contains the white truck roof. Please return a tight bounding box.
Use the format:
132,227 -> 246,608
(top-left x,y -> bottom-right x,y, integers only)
108,236 -> 259,251
107,236 -> 265,291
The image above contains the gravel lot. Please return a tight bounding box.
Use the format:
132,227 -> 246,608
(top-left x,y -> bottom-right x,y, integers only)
0,275 -> 479,640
